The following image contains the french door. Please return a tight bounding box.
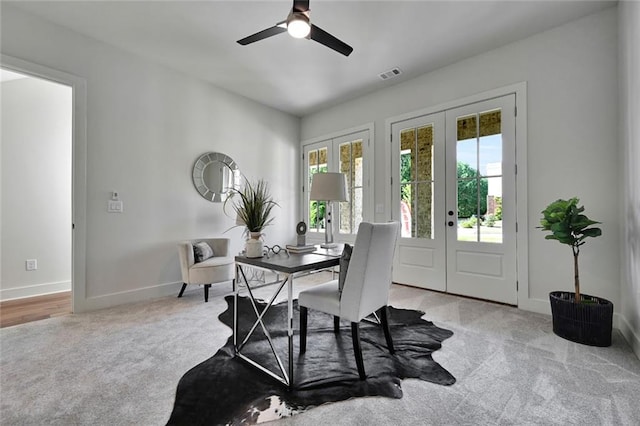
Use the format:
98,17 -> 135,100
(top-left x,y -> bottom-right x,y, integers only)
390,113 -> 446,291
392,95 -> 517,305
303,130 -> 370,242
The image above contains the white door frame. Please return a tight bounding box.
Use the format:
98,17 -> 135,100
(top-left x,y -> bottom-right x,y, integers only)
1,54 -> 88,313
385,83 -> 529,307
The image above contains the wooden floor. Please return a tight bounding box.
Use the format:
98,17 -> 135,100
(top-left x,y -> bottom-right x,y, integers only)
0,292 -> 71,328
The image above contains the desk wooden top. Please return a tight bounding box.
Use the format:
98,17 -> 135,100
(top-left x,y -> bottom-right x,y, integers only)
235,251 -> 340,274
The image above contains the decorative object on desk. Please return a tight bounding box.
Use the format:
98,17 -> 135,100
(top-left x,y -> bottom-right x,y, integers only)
225,178 -> 279,258
309,172 -> 348,248
285,244 -> 315,254
264,244 -> 289,259
167,295 -> 455,425
296,221 -> 307,246
538,197 -> 612,346
192,152 -> 241,202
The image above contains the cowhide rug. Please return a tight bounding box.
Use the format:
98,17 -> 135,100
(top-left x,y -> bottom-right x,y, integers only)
167,295 -> 455,425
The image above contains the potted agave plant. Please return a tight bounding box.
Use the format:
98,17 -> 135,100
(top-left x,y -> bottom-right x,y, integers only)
225,178 -> 278,258
539,197 -> 613,346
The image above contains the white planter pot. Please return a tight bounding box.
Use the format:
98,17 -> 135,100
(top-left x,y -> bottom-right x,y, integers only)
245,234 -> 263,258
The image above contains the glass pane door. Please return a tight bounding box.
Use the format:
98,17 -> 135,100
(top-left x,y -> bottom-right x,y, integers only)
399,124 -> 435,239
455,110 -> 504,243
391,112 -> 446,291
445,94 -> 517,305
306,145 -> 329,235
338,138 -> 364,235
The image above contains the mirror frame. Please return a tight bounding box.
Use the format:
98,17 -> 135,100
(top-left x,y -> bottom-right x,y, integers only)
192,152 -> 240,202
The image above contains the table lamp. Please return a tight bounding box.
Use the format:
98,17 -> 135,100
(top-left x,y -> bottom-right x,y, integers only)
309,172 -> 348,248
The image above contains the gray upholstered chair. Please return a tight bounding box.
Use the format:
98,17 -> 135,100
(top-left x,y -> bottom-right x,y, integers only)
177,238 -> 235,302
298,221 -> 401,380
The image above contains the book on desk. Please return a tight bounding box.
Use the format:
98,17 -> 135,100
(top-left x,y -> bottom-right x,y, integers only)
285,244 -> 316,254
285,244 -> 344,257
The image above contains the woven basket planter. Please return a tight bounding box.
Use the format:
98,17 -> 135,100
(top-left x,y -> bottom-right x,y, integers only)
549,291 -> 613,347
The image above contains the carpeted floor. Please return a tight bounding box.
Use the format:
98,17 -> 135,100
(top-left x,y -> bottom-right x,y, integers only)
1,271 -> 640,425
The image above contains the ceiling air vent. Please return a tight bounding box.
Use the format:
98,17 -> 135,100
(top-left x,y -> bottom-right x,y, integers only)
378,67 -> 402,81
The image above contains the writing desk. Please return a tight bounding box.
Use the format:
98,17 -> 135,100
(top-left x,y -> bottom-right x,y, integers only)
234,251 -> 341,388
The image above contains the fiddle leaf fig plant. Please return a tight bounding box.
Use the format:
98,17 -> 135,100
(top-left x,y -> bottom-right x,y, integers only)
539,197 -> 602,302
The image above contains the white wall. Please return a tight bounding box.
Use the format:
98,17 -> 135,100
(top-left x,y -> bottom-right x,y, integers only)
619,0 -> 640,358
1,5 -> 300,311
302,9 -> 620,316
1,76 -> 72,300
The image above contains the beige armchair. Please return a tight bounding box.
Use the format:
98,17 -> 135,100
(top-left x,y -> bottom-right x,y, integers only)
177,238 -> 235,302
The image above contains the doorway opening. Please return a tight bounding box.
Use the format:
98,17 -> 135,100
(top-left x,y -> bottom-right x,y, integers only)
0,67 -> 73,326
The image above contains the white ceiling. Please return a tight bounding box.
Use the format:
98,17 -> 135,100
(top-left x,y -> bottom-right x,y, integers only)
7,0 -> 616,117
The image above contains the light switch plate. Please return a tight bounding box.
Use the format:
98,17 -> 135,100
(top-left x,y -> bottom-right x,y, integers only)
108,200 -> 123,213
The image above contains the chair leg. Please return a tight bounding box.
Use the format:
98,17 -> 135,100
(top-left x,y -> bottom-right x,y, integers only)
351,322 -> 366,380
300,306 -> 308,354
204,284 -> 211,302
379,306 -> 395,354
178,283 -> 188,298
334,316 -> 340,333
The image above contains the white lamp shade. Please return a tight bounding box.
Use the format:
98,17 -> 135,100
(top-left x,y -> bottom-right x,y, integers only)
309,172 -> 348,201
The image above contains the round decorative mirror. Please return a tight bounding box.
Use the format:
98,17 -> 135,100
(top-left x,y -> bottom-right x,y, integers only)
192,152 -> 240,202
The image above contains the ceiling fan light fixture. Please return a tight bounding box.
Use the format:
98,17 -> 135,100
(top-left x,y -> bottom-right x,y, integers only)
287,12 -> 310,38
237,1 -> 353,57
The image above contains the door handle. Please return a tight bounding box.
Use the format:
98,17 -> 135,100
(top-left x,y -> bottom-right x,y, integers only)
448,221 -> 454,227
448,211 -> 454,216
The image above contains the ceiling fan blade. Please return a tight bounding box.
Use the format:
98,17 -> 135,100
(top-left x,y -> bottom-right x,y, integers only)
237,24 -> 287,45
309,24 -> 353,57
293,0 -> 310,13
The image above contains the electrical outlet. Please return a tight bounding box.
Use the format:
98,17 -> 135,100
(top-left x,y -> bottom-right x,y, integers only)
26,259 -> 37,271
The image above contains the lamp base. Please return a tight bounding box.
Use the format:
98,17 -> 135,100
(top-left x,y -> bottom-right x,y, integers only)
320,242 -> 338,249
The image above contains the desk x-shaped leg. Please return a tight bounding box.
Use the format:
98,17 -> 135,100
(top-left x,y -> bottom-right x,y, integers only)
234,264 -> 295,388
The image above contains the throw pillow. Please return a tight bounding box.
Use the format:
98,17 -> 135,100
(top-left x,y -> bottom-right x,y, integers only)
338,244 -> 353,294
193,241 -> 214,263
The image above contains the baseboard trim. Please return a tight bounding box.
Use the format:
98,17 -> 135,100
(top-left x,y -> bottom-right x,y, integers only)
0,281 -> 71,302
618,313 -> 640,361
518,297 -> 551,316
80,281 -> 184,312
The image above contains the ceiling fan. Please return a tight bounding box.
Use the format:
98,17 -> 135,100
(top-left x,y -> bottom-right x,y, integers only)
237,0 -> 353,57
